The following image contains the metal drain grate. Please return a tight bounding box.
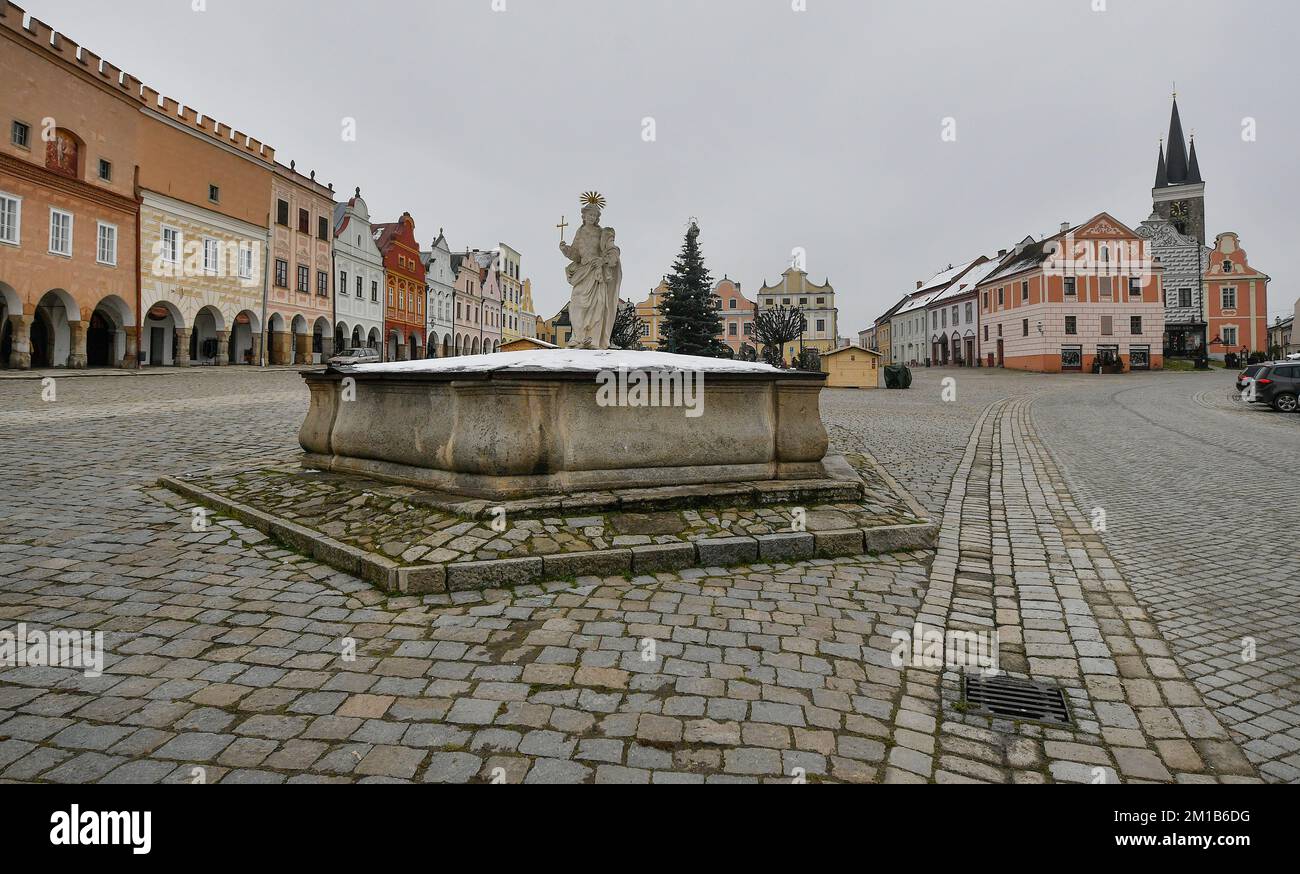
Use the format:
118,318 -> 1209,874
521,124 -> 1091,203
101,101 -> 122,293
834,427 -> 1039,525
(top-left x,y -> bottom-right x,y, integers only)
963,675 -> 1072,726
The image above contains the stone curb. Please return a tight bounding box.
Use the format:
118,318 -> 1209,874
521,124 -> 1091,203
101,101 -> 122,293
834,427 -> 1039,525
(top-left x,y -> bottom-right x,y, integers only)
157,476 -> 938,594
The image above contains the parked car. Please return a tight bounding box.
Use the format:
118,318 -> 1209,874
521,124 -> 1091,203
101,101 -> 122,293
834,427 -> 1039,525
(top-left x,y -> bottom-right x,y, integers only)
1251,362 -> 1300,412
328,347 -> 381,367
1236,362 -> 1271,393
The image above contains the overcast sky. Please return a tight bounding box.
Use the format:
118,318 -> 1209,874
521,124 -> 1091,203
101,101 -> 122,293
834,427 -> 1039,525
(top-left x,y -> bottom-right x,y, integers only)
23,0 -> 1298,327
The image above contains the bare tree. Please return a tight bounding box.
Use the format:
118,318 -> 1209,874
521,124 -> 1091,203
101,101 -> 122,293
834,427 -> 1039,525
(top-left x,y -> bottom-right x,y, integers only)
753,305 -> 807,367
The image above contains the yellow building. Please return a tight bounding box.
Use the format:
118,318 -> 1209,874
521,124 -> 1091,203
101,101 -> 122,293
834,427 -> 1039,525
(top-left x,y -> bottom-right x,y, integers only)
634,280 -> 668,350
500,336 -> 557,353
820,344 -> 881,388
520,277 -> 537,339
540,303 -> 572,347
498,242 -> 523,342
757,266 -> 838,362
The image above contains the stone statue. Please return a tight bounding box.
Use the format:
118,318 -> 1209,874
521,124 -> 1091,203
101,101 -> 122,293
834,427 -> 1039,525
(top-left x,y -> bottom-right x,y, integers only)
559,192 -> 622,349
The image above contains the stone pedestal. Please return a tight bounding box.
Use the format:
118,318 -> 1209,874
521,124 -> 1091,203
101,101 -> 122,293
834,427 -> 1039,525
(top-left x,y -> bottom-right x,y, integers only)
174,329 -> 192,367
301,350 -> 831,499
7,314 -> 31,370
68,321 -> 88,369
216,330 -> 231,366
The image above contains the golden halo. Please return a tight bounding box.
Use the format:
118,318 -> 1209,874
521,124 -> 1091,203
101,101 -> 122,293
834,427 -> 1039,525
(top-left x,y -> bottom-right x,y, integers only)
580,191 -> 607,210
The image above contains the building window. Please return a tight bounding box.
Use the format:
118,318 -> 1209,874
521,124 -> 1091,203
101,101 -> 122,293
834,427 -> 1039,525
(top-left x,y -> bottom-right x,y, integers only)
297,209 -> 310,235
816,319 -> 825,332
1222,326 -> 1238,346
983,325 -> 988,341
296,265 -> 309,292
97,159 -> 112,182
275,259 -> 288,287
318,271 -> 328,296
1178,288 -> 1192,308
1021,281 -> 1029,302
1130,316 -> 1142,335
1221,287 -> 1237,309
371,281 -> 378,302
729,298 -> 737,309
1222,260 -> 1232,273
203,237 -> 219,274
318,216 -> 329,241
1100,315 -> 1113,336
1100,276 -> 1113,299
239,245 -> 254,280
1064,277 -> 1077,297
1130,346 -> 1150,370
11,120 -> 30,149
1065,316 -> 1077,335
728,323 -> 737,336
339,271 -> 348,293
997,323 -> 1002,337
161,226 -> 181,264
982,291 -> 989,310
0,192 -> 21,245
1061,346 -> 1083,371
209,184 -> 221,203
96,222 -> 117,265
932,312 -> 938,330
996,287 -> 1004,306
276,199 -> 289,226
356,276 -> 363,298
48,208 -> 73,256
965,302 -> 973,322
1022,318 -> 1029,337
1128,277 -> 1142,299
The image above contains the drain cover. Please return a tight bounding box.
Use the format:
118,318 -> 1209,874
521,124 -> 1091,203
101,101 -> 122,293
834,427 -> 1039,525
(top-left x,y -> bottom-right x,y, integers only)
963,675 -> 1071,726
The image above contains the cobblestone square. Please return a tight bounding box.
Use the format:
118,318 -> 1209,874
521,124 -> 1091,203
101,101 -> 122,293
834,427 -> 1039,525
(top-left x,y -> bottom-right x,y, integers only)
1,366 -> 1293,783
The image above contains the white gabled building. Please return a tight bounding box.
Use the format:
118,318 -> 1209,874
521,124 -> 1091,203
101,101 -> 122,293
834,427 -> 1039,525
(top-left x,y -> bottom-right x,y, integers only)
888,259 -> 983,365
332,188 -> 385,351
423,230 -> 455,358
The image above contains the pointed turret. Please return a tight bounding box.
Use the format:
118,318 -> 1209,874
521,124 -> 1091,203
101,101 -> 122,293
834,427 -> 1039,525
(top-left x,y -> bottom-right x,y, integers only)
1154,141 -> 1168,188
1187,135 -> 1202,184
1165,96 -> 1190,184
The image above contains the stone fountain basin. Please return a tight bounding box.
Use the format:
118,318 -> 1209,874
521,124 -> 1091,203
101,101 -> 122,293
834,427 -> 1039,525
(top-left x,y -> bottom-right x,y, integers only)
299,349 -> 831,500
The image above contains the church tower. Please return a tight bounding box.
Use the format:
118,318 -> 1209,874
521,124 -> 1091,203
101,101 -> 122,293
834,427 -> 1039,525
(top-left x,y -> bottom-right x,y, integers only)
1152,94 -> 1206,245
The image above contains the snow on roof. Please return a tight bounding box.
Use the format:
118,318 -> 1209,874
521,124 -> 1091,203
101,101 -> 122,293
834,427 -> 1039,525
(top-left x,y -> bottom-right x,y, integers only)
927,258 -> 1002,304
917,257 -> 982,293
894,290 -> 943,316
341,348 -> 783,375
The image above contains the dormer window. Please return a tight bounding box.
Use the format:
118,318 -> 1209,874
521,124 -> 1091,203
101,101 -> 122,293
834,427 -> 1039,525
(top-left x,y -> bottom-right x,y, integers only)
1222,260 -> 1232,273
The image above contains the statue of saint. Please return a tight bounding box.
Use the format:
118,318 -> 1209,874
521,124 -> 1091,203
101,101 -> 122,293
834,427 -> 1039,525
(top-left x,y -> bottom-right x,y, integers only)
559,192 -> 622,349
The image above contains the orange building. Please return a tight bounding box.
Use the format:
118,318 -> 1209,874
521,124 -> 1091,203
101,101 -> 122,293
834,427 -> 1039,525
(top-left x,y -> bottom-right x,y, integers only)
374,212 -> 425,361
1204,232 -> 1270,359
976,212 -> 1165,372
634,280 -> 668,349
0,4 -> 142,369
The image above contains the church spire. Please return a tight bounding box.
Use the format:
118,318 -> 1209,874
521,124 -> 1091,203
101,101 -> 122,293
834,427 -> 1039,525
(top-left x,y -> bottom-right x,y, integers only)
1187,133 -> 1202,184
1164,95 -> 1190,184
1154,140 -> 1168,188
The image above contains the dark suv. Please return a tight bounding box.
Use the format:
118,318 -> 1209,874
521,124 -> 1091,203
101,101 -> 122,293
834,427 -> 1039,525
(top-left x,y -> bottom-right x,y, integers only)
1252,362 -> 1300,412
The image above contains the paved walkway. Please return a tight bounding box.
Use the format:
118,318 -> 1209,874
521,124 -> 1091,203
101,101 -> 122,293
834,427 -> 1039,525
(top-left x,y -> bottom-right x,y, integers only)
0,367 -> 1285,782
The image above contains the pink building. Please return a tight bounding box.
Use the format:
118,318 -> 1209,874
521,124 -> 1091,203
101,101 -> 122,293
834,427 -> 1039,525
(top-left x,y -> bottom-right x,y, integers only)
712,277 -> 757,354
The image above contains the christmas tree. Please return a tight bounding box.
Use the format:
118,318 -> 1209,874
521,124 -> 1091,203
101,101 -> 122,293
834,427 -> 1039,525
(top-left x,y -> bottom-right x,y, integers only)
658,221 -> 728,357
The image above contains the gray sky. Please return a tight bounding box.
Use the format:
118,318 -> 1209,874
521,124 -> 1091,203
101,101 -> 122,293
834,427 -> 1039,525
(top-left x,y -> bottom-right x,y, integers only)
25,0 -> 1298,327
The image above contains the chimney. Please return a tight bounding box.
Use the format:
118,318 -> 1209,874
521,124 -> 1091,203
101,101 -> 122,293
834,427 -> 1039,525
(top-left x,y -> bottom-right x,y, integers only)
1060,221 -> 1070,233
915,281 -> 922,290
997,248 -> 1007,257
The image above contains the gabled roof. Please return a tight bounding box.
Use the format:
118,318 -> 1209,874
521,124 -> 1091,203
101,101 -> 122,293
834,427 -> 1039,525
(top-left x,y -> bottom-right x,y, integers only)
927,258 -> 1004,305
823,343 -> 881,358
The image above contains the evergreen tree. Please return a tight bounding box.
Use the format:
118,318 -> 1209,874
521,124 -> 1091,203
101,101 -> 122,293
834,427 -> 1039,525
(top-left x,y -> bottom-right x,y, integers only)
610,299 -> 645,350
658,221 -> 728,357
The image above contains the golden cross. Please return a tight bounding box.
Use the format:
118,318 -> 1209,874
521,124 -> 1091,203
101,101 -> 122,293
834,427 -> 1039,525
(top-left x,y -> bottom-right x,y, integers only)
556,215 -> 569,242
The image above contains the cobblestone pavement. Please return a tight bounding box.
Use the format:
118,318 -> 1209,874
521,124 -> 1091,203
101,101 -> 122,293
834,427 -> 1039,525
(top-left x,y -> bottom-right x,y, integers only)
0,366 -> 1283,782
